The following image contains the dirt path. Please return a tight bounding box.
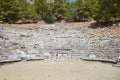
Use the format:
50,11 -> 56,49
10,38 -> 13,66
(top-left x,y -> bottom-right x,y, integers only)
0,61 -> 120,80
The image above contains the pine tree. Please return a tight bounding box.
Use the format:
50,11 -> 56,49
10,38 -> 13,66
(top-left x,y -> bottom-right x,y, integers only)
74,0 -> 83,21
53,0 -> 68,21
34,0 -> 47,20
17,0 -> 38,21
44,3 -> 55,23
74,0 -> 96,21
66,2 -> 76,21
0,0 -> 19,23
92,0 -> 120,22
83,0 -> 96,20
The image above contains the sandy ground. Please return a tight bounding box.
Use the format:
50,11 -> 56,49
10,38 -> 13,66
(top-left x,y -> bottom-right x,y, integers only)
0,61 -> 120,80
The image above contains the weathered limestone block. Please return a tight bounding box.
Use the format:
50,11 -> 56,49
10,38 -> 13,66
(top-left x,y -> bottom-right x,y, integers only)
44,53 -> 51,60
0,55 -> 2,61
88,54 -> 96,59
20,51 -> 27,61
8,55 -> 18,60
1,56 -> 8,60
26,54 -> 36,59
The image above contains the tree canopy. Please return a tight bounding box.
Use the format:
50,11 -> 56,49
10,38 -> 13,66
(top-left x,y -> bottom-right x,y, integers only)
0,0 -> 120,23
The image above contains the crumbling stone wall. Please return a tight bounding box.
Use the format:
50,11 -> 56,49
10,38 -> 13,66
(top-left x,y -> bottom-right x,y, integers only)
0,24 -> 120,61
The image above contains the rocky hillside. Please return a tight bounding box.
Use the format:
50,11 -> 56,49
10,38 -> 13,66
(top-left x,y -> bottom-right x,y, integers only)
0,22 -> 120,61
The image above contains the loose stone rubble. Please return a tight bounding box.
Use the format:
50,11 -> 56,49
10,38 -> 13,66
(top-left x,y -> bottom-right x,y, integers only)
0,22 -> 120,62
